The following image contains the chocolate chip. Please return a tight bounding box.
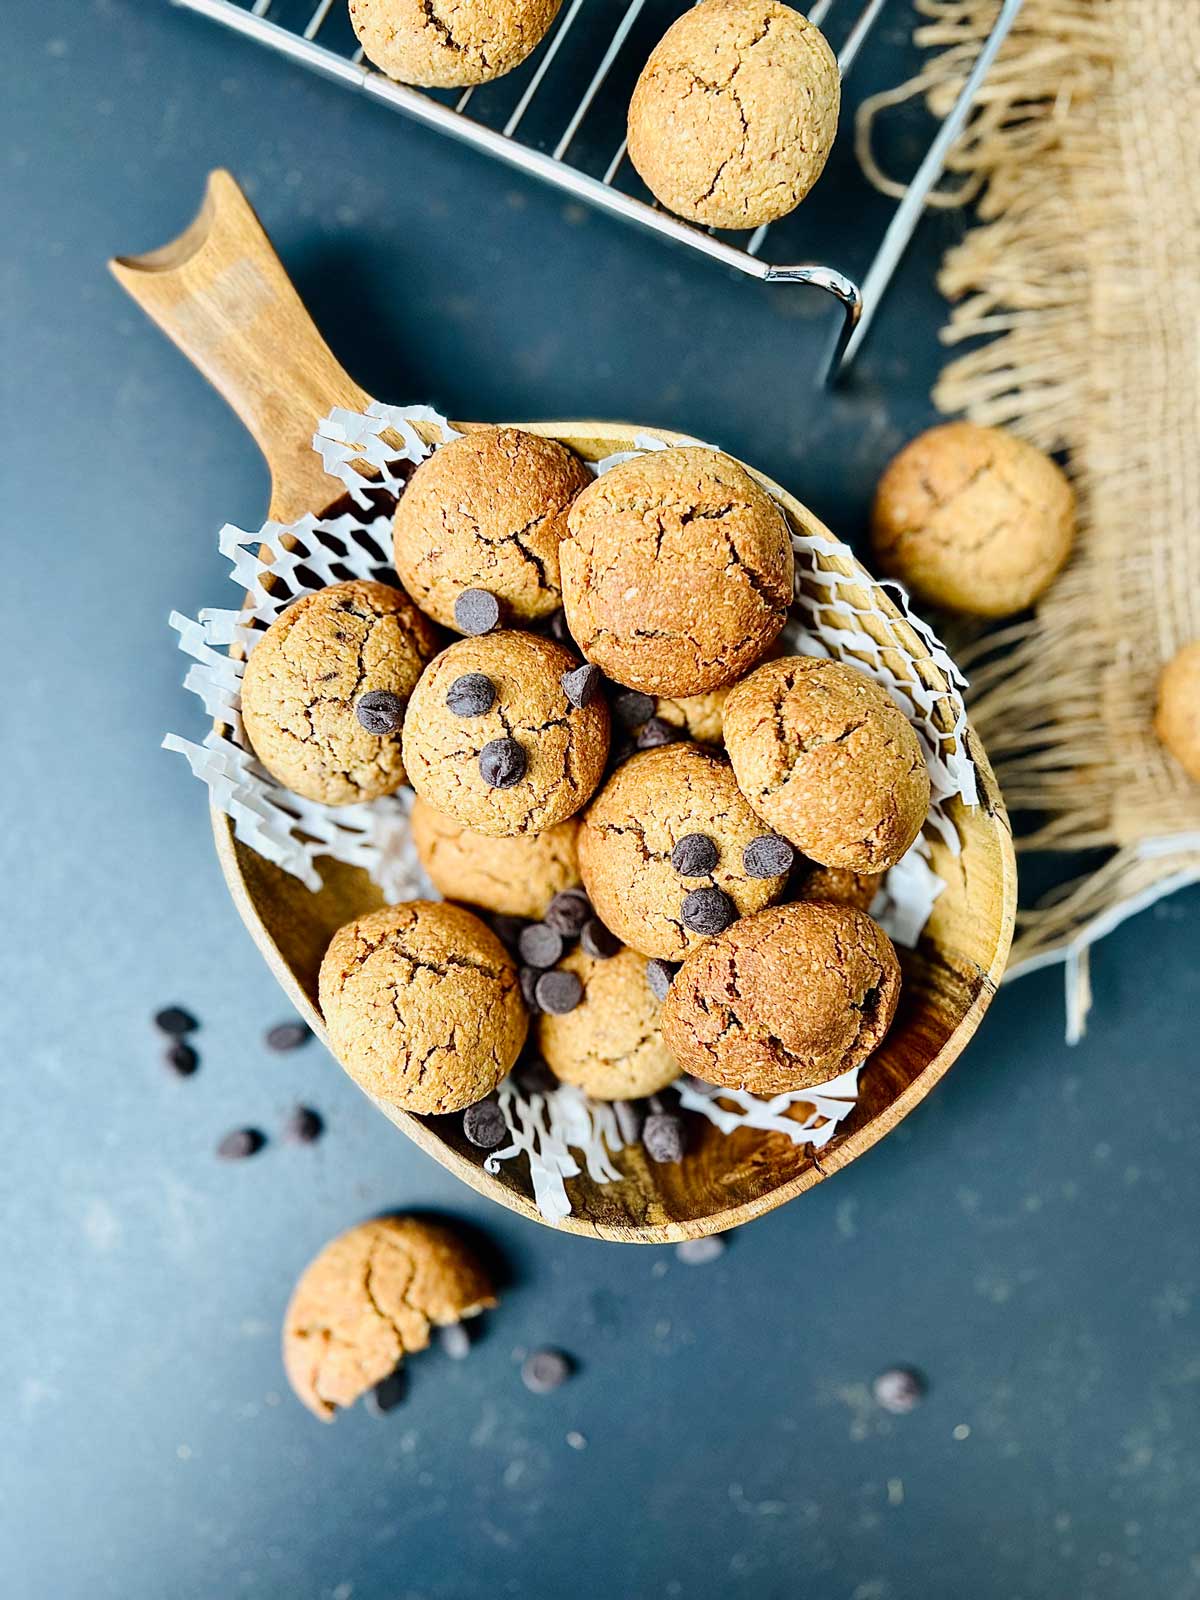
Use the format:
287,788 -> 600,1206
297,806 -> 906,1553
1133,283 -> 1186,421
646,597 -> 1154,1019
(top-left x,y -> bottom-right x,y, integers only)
364,1369 -> 407,1415
521,1348 -> 573,1393
743,834 -> 795,878
613,1098 -> 646,1145
676,1235 -> 726,1265
513,1058 -> 558,1095
642,1111 -> 687,1164
580,918 -> 621,959
613,689 -> 655,728
535,969 -> 584,1015
463,1096 -> 508,1150
645,958 -> 679,1001
479,737 -> 526,788
490,914 -> 529,952
872,1367 -> 927,1414
164,1040 -> 198,1078
446,672 -> 495,717
154,1005 -> 197,1037
681,886 -> 736,935
518,923 -> 564,969
548,609 -> 574,645
519,966 -> 544,1014
439,1322 -> 472,1360
265,1020 -> 310,1053
544,889 -> 593,936
282,1105 -> 323,1144
636,716 -> 676,750
671,833 -> 718,877
355,689 -> 405,734
217,1127 -> 265,1160
454,587 -> 501,635
561,662 -> 602,709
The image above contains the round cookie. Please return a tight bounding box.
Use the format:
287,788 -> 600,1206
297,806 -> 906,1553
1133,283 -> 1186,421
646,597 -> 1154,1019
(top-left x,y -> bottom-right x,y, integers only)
578,743 -> 790,960
240,579 -> 439,805
282,1216 -> 496,1421
319,901 -> 526,1114
651,686 -> 729,745
799,863 -> 883,915
661,901 -> 901,1094
402,631 -> 609,837
724,656 -> 930,872
349,0 -> 562,88
561,447 -> 794,696
411,796 -> 581,918
627,0 -> 840,229
1155,641 -> 1200,781
537,946 -> 679,1100
871,422 -> 1076,618
393,428 -> 592,630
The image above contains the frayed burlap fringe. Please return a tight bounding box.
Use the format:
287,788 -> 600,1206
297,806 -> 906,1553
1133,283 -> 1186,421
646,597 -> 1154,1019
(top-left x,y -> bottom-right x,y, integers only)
858,0 -> 1200,1029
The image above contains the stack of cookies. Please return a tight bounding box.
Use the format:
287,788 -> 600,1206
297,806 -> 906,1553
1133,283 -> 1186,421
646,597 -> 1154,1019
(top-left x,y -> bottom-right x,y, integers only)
240,429 -> 930,1164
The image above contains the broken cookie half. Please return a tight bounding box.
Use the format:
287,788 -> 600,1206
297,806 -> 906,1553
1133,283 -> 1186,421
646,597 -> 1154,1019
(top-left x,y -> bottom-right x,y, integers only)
283,1216 -> 497,1422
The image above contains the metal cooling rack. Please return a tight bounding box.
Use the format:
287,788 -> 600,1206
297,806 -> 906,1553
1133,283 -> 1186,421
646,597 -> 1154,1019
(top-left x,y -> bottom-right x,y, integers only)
170,0 -> 1023,378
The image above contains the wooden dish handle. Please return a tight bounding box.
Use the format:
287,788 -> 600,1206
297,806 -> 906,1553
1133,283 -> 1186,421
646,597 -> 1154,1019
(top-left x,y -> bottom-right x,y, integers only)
110,169 -> 370,522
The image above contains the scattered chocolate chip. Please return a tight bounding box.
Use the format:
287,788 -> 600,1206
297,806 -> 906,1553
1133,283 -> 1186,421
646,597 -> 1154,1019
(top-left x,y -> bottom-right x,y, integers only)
513,1058 -> 558,1095
154,1005 -> 197,1037
613,689 -> 655,728
519,966 -> 544,1014
642,1111 -> 687,1164
535,969 -> 584,1015
355,689 -> 405,734
446,672 -> 496,717
743,834 -> 796,878
671,833 -> 719,877
873,1367 -> 927,1414
364,1369 -> 407,1415
544,889 -> 593,936
636,716 -> 676,750
549,609 -> 574,646
580,918 -> 621,959
518,923 -> 565,969
479,737 -> 526,788
490,914 -> 529,952
463,1096 -> 508,1150
217,1127 -> 266,1161
608,737 -> 636,768
282,1106 -> 323,1145
645,958 -> 679,1002
265,1020 -> 310,1053
613,1098 -> 646,1145
521,1348 -> 573,1393
454,587 -> 501,635
561,662 -> 602,709
681,886 -> 736,935
676,1235 -> 726,1265
439,1322 -> 472,1360
164,1040 -> 198,1078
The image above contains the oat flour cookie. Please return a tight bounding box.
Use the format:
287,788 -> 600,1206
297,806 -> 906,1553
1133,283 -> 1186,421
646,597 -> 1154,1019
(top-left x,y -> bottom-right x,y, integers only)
1154,641 -> 1200,781
537,945 -> 679,1100
799,863 -> 883,914
349,0 -> 563,88
410,796 -> 582,918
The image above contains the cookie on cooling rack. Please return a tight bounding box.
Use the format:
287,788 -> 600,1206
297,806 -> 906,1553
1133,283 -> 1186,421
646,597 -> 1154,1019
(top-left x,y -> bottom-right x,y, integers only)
537,945 -> 680,1101
410,796 -> 582,919
349,0 -> 563,88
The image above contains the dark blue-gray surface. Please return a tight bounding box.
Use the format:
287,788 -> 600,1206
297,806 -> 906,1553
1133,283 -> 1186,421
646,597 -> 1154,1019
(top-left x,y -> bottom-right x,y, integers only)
2,4 -> 1197,1598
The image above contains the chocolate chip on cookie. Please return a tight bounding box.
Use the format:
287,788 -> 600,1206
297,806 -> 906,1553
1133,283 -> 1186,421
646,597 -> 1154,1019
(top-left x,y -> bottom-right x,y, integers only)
535,969 -> 584,1016
636,716 -> 676,750
454,587 -> 502,636
479,737 -> 527,789
613,689 -> 656,728
580,917 -> 621,959
645,958 -> 680,1001
681,886 -> 736,936
518,922 -> 565,969
355,689 -> 406,734
743,834 -> 795,879
446,673 -> 496,717
671,833 -> 718,877
519,965 -> 544,1014
562,662 -> 602,709
544,888 -> 593,936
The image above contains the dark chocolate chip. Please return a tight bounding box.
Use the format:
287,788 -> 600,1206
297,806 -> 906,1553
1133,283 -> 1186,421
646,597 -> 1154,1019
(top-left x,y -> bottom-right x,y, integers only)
439,1322 -> 472,1360
217,1127 -> 266,1161
561,662 -> 602,710
446,672 -> 496,717
463,1096 -> 508,1150
548,609 -> 574,646
154,1005 -> 197,1037
613,1098 -> 646,1145
265,1020 -> 310,1053
355,689 -> 405,734
535,969 -> 584,1015
490,914 -> 529,952
513,1058 -> 558,1095
681,886 -> 736,935
645,958 -> 679,1002
671,833 -> 718,877
164,1040 -> 198,1078
519,966 -> 544,1014
613,689 -> 655,728
479,737 -> 526,788
518,923 -> 564,969
636,716 -> 676,750
521,1348 -> 573,1393
364,1369 -> 407,1416
282,1105 -> 323,1145
743,834 -> 796,878
454,587 -> 501,635
642,1111 -> 687,1164
543,889 -> 593,936
676,1235 -> 726,1265
580,918 -> 621,959
872,1367 -> 928,1414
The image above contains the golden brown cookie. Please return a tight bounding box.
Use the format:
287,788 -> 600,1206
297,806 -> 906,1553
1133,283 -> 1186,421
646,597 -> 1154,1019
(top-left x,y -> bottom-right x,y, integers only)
1154,641 -> 1200,781
348,0 -> 562,88
724,656 -> 930,872
627,0 -> 840,229
240,580 -> 439,806
578,743 -> 791,960
282,1216 -> 496,1421
560,447 -> 793,696
870,422 -> 1076,618
661,900 -> 901,1093
402,631 -> 610,837
652,686 -> 729,745
537,945 -> 679,1100
319,901 -> 526,1114
410,796 -> 581,918
393,428 -> 592,630
799,863 -> 883,914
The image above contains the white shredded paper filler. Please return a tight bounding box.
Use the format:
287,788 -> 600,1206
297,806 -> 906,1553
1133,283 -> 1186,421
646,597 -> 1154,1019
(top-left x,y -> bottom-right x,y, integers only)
167,407 -> 977,1224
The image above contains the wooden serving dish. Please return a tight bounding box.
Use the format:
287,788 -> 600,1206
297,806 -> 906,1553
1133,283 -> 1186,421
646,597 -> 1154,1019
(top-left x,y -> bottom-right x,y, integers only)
113,171 -> 1016,1243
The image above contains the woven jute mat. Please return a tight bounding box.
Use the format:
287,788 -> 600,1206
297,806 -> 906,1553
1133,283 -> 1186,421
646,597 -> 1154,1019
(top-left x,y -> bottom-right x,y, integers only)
859,0 -> 1200,1034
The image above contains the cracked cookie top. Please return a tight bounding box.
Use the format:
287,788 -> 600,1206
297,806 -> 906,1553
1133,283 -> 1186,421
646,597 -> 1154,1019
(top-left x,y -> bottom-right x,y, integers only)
283,1215 -> 497,1422
578,743 -> 790,960
561,447 -> 793,696
402,630 -> 610,836
240,579 -> 439,807
627,0 -> 840,230
349,0 -> 563,89
724,656 -> 931,873
871,421 -> 1076,618
660,900 -> 901,1094
319,900 -> 527,1114
537,945 -> 680,1101
393,426 -> 592,629
410,795 -> 582,918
